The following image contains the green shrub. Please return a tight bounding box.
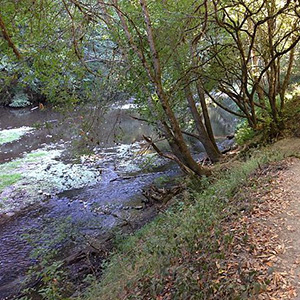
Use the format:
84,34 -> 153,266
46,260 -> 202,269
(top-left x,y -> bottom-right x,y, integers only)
235,121 -> 256,145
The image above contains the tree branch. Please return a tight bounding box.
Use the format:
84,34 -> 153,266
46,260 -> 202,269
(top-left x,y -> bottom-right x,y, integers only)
0,13 -> 21,59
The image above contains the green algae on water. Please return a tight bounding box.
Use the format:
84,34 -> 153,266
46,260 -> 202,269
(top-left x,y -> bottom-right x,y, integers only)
0,127 -> 33,145
0,174 -> 22,192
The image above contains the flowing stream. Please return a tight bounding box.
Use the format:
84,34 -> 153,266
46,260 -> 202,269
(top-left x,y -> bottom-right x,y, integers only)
0,105 -> 236,299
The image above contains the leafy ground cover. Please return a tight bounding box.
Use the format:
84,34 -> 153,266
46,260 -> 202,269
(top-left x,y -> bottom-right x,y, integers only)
214,157 -> 300,300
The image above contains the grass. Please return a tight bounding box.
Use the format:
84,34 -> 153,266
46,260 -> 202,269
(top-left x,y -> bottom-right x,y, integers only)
0,173 -> 22,192
26,151 -> 49,160
0,160 -> 23,194
80,144 -> 291,300
0,160 -> 22,173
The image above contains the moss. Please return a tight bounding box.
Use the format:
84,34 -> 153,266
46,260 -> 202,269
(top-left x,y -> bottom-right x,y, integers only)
26,151 -> 49,160
0,160 -> 22,172
0,173 -> 22,192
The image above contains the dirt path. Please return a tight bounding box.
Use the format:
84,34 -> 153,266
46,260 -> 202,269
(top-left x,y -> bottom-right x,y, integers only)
216,150 -> 300,299
272,158 -> 300,299
244,156 -> 300,299
237,138 -> 300,299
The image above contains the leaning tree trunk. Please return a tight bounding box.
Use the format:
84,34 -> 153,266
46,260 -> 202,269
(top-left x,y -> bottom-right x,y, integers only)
156,85 -> 211,176
139,0 -> 211,176
195,79 -> 220,153
184,84 -> 221,162
189,43 -> 220,156
279,46 -> 295,111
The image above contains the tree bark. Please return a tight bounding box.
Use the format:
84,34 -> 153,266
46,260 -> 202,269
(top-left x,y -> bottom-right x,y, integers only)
0,13 -> 21,60
184,84 -> 221,162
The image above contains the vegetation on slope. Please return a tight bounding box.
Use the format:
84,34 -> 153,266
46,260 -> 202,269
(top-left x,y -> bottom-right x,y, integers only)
81,151 -> 297,299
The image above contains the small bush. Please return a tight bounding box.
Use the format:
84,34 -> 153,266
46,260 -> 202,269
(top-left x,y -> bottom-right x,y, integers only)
235,122 -> 256,145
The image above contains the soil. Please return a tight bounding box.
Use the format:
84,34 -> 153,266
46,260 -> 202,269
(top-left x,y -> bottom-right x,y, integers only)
201,137 -> 300,299
263,138 -> 300,298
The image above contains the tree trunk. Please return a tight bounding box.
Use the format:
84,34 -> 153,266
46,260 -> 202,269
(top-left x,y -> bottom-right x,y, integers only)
156,85 -> 211,176
280,46 -> 295,111
195,79 -> 220,153
184,84 -> 221,162
139,0 -> 211,176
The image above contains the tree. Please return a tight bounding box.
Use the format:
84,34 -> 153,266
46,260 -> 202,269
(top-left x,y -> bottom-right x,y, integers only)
203,0 -> 300,133
0,0 -> 220,175
108,0 -> 214,174
3,0 -> 298,175
0,0 -> 107,107
71,0 -> 225,174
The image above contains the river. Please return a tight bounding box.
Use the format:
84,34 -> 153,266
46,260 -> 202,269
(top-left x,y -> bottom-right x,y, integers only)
0,104 -> 236,299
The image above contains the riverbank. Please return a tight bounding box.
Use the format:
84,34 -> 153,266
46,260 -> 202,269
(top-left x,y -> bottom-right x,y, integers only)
1,102 -> 298,299
80,137 -> 300,300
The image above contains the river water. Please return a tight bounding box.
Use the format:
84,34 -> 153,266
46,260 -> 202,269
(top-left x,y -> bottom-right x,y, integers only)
0,105 -> 236,299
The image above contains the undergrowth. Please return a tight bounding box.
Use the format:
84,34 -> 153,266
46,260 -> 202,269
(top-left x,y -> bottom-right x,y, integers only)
80,145 -> 291,300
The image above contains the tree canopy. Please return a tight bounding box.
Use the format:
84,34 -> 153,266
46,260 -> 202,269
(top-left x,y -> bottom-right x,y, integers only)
1,0 -> 299,174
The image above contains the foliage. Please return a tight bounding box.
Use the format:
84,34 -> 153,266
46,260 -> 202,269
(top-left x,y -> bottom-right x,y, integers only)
235,121 -> 256,145
0,0 -> 117,108
1,0 -> 298,164
203,0 -> 300,131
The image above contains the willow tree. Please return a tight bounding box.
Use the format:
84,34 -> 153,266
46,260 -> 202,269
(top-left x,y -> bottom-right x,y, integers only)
204,0 -> 300,132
